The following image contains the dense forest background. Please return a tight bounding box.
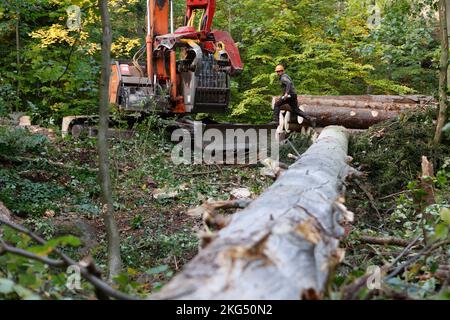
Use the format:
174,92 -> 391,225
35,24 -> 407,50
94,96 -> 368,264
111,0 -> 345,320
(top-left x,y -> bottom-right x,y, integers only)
0,0 -> 440,124
1,0 -> 450,300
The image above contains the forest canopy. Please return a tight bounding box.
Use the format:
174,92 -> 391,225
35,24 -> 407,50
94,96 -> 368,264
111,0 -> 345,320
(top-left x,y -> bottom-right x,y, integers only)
0,0 -> 440,124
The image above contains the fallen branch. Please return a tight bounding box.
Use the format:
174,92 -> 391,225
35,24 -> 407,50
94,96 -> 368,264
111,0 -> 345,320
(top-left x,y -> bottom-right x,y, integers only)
358,236 -> 410,247
378,190 -> 411,200
0,216 -> 136,300
342,235 -> 421,299
0,239 -> 65,267
354,180 -> 382,219
342,237 -> 450,299
385,239 -> 450,281
188,199 -> 252,246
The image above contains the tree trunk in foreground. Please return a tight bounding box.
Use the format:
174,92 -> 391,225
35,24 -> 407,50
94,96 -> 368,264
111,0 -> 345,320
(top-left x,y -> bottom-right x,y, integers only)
151,126 -> 352,300
98,0 -> 122,279
434,0 -> 449,144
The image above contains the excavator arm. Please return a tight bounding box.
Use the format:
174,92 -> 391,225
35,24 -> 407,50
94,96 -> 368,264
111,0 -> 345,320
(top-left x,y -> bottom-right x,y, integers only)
109,0 -> 243,114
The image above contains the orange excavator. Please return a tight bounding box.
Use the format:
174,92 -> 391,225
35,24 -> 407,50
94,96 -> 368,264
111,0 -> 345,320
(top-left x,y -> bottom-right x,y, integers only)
109,0 -> 243,115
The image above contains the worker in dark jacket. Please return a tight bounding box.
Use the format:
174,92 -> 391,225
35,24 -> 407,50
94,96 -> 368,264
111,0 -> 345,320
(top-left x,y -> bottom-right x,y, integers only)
272,65 -> 315,127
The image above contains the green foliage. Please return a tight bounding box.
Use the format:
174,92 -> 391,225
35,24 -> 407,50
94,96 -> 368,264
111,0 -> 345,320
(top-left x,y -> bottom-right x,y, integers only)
0,127 -> 101,219
350,109 -> 450,196
0,126 -> 49,156
362,0 -> 439,94
0,0 -> 146,123
213,0 -> 429,123
338,106 -> 450,300
0,168 -> 68,217
1,0 -> 439,124
0,226 -> 87,300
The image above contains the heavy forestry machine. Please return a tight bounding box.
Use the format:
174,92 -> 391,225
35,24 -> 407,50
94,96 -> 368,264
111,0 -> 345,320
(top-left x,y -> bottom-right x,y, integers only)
62,0 -> 420,138
62,0 -> 243,136
110,0 -> 243,114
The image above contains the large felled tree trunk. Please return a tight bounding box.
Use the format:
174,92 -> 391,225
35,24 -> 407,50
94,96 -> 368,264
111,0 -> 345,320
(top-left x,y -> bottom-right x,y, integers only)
295,95 -> 432,110
98,0 -> 122,279
272,95 -> 432,130
152,126 -> 353,300
434,0 -> 449,144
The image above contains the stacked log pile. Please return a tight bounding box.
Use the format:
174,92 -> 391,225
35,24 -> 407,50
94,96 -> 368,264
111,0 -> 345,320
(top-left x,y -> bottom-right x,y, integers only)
273,95 -> 434,130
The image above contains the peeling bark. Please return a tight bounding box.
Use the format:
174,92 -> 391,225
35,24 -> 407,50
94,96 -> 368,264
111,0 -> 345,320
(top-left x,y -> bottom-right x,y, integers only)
151,126 -> 352,300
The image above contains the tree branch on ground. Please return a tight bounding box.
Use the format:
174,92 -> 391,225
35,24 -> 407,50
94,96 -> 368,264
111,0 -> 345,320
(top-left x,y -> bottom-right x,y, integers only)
0,216 -> 136,300
357,236 -> 411,247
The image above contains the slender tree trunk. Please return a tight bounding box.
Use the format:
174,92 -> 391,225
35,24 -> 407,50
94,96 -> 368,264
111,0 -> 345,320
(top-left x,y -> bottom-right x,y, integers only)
434,0 -> 449,144
228,7 -> 231,34
15,12 -> 20,112
98,0 -> 122,279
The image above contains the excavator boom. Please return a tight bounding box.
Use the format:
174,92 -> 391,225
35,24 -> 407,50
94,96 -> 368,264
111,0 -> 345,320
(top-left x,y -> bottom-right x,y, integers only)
109,0 -> 243,114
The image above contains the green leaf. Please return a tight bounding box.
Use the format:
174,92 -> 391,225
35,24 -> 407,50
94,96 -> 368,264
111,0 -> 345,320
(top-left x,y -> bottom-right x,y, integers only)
442,122 -> 450,132
18,273 -> 38,288
29,235 -> 81,256
434,223 -> 449,240
440,208 -> 450,225
114,273 -> 129,286
13,285 -> 41,300
46,235 -> 82,248
146,265 -> 169,275
0,278 -> 15,294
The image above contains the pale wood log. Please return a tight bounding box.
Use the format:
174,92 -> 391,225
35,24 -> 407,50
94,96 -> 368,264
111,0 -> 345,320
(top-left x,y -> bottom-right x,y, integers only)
151,126 -> 352,300
296,95 -> 434,110
272,95 -> 431,130
298,105 -> 397,129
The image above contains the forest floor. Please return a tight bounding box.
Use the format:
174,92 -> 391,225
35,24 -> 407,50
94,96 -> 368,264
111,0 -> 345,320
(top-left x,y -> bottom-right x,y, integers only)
0,110 -> 449,299
0,116 -> 282,297
335,110 -> 450,299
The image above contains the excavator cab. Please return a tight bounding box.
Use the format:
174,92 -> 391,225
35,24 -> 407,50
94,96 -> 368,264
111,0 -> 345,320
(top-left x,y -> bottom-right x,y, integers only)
109,0 -> 243,115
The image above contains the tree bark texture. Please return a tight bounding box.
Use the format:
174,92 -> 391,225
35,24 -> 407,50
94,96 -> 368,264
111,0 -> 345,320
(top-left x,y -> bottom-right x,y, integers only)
151,126 -> 353,300
98,0 -> 122,279
434,0 -> 449,144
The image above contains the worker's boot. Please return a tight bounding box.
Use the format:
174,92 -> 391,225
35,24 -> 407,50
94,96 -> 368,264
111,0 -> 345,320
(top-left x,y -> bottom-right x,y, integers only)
307,116 -> 317,128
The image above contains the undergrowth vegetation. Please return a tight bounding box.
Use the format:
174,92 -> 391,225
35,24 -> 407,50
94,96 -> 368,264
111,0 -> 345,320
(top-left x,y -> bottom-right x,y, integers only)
335,110 -> 450,300
0,118 -> 274,299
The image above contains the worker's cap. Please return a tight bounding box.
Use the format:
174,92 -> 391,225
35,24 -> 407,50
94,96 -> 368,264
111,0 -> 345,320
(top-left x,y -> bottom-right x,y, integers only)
275,65 -> 285,72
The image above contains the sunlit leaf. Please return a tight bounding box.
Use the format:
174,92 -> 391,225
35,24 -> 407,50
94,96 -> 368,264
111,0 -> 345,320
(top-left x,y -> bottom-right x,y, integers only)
440,208 -> 450,225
